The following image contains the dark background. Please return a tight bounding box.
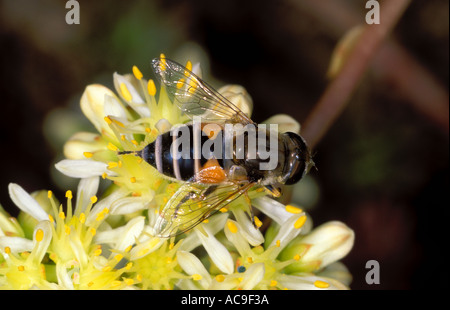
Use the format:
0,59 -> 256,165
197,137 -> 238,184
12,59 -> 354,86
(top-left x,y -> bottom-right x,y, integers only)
0,0 -> 448,289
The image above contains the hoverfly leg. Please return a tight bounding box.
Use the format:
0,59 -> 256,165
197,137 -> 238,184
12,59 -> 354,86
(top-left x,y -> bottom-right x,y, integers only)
243,191 -> 257,229
263,184 -> 282,198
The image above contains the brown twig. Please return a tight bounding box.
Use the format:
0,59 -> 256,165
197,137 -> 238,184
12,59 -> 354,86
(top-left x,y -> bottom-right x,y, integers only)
301,0 -> 412,149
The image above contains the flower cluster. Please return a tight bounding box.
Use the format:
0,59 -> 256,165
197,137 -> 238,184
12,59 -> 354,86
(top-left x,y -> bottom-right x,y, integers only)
1,55 -> 354,290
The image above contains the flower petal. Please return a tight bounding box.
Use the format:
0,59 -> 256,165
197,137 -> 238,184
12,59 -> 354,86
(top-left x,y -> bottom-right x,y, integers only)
253,196 -> 292,225
85,189 -> 128,225
113,73 -> 150,118
63,132 -> 105,160
55,159 -> 108,178
194,226 -> 234,274
232,208 -> 264,246
76,176 -> 100,213
0,236 -> 33,254
224,219 -> 252,257
240,263 -> 265,290
262,114 -> 301,134
177,250 -> 211,289
29,220 -> 52,265
8,183 -> 48,222
218,85 -> 253,118
278,274 -> 349,290
109,197 -> 147,215
94,216 -> 145,252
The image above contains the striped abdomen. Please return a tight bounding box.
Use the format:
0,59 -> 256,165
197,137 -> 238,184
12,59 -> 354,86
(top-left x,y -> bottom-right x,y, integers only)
140,124 -> 225,181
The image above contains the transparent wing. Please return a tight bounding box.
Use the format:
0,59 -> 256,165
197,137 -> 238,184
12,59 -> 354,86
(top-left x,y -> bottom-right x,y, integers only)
151,58 -> 254,125
154,180 -> 254,238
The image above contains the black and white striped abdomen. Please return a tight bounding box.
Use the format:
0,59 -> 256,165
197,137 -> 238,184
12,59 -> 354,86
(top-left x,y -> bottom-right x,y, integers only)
141,124 -> 224,181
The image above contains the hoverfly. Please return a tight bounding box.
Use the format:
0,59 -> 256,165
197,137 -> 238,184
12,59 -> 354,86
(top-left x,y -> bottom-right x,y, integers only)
122,57 -> 314,238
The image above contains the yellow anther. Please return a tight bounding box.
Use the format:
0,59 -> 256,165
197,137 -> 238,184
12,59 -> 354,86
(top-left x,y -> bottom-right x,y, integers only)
102,172 -> 107,179
35,229 -> 44,242
202,219 -> 209,223
59,211 -> 65,220
90,228 -> 96,236
5,246 -> 11,254
276,240 -> 281,247
83,152 -> 93,158
47,190 -> 53,199
254,216 -> 263,228
125,245 -> 132,253
270,280 -> 278,287
192,274 -> 203,281
137,158 -> 143,164
90,196 -> 98,204
176,78 -> 185,89
114,254 -> 123,262
124,278 -> 134,286
227,221 -> 238,233
215,275 -> 225,282
104,116 -> 112,124
219,207 -> 228,213
286,205 -> 303,214
107,162 -> 118,169
107,143 -> 119,152
147,79 -> 157,96
294,254 -> 301,261
166,257 -> 173,264
185,60 -> 193,73
94,248 -> 102,256
131,139 -> 139,146
294,215 -> 307,229
65,225 -> 71,235
102,265 -> 112,272
88,281 -> 94,287
118,160 -> 123,168
103,208 -> 109,214
124,262 -> 133,271
48,214 -> 54,223
79,213 -> 86,224
121,134 -> 126,141
18,265 -> 25,272
159,53 -> 167,71
65,190 -> 73,199
169,242 -> 175,250
314,280 -> 330,289
132,65 -> 143,80
145,127 -> 151,133
120,82 -> 133,102
247,257 -> 253,263
136,274 -> 143,282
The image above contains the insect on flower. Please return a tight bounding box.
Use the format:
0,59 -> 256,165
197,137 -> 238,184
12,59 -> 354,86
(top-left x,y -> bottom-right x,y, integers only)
119,57 -> 315,238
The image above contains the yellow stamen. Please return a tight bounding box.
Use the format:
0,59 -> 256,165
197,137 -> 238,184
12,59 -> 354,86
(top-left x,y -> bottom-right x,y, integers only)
124,278 -> 134,286
227,221 -> 238,233
176,78 -> 185,89
118,160 -> 123,168
131,139 -> 139,146
83,152 -> 93,158
202,219 -> 209,224
111,280 -> 122,288
125,245 -> 132,252
215,275 -> 225,282
107,162 -> 118,169
59,211 -> 65,220
314,280 -> 330,289
125,262 -> 133,270
294,254 -> 301,261
145,127 -> 151,133
254,216 -> 263,228
90,228 -> 96,236
94,248 -> 102,256
18,266 -> 25,272
219,207 -> 228,213
107,143 -> 118,152
120,83 -> 133,101
65,190 -> 73,200
102,265 -> 112,272
270,280 -> 278,287
5,246 -> 11,254
294,215 -> 307,229
104,116 -> 112,124
286,205 -> 303,214
147,79 -> 157,96
192,274 -> 203,281
169,242 -> 175,250
47,190 -> 52,199
90,196 -> 98,204
114,254 -> 123,262
102,172 -> 107,179
121,134 -> 126,141
247,257 -> 253,263
79,213 -> 86,224
136,274 -> 143,282
88,281 -> 94,287
48,214 -> 54,223
185,60 -> 193,73
132,65 -> 143,80
35,229 -> 44,242
276,240 -> 281,247
65,225 -> 71,235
